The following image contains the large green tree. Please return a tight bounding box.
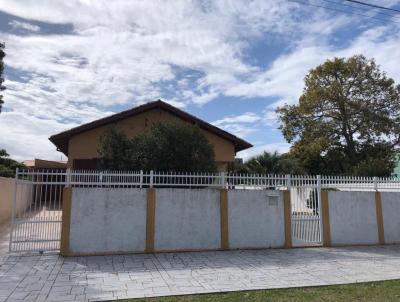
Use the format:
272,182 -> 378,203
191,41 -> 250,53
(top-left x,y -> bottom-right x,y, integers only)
277,55 -> 400,176
98,121 -> 217,172
0,42 -> 5,113
0,149 -> 25,177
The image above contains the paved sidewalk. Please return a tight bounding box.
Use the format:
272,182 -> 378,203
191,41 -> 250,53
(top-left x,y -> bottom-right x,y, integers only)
1,246 -> 400,302
0,222 -> 10,256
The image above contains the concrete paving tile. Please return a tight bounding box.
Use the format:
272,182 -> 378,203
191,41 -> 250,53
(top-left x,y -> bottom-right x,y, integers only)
0,246 -> 400,301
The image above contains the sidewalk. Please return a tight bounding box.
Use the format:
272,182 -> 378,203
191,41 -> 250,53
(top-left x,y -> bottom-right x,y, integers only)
1,245 -> 400,302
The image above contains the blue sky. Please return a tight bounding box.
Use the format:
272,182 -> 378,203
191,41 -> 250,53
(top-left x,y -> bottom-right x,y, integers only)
0,0 -> 400,161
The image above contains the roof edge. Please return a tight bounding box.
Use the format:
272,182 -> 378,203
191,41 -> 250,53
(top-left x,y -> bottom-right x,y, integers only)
49,99 -> 253,155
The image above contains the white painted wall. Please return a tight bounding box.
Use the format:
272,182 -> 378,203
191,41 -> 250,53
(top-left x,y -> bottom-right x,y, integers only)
228,190 -> 285,249
328,191 -> 378,245
154,188 -> 221,251
69,188 -> 147,253
381,192 -> 400,244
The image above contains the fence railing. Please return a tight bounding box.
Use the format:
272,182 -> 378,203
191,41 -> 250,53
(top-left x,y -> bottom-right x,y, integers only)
15,169 -> 400,191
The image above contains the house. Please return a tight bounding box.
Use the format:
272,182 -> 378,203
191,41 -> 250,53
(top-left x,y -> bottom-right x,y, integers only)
49,100 -> 252,171
23,159 -> 67,170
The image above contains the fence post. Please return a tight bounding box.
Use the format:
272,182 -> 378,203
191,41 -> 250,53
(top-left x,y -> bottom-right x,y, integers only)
149,170 -> 154,188
221,172 -> 226,189
66,168 -> 71,188
8,167 -> 19,252
373,176 -> 378,191
140,170 -> 143,188
317,175 -> 323,243
286,174 -> 291,190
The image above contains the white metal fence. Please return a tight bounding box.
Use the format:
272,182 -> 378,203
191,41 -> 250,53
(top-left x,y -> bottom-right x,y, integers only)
9,169 -> 400,252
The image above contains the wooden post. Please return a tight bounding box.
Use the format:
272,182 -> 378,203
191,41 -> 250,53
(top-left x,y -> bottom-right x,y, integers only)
283,190 -> 292,248
60,187 -> 72,256
375,191 -> 385,245
321,191 -> 331,247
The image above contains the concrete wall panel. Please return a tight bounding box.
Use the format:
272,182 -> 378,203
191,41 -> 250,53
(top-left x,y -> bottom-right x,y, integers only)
69,188 -> 147,253
228,190 -> 285,249
328,191 -> 378,245
154,189 -> 221,251
381,192 -> 400,244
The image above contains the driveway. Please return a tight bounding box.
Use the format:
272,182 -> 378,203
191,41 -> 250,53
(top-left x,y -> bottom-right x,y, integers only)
0,245 -> 400,302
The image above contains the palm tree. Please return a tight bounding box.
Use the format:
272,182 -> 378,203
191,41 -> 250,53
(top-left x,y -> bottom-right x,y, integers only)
245,151 -> 282,174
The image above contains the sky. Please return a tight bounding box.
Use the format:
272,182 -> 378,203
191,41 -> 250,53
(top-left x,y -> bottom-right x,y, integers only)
0,0 -> 400,162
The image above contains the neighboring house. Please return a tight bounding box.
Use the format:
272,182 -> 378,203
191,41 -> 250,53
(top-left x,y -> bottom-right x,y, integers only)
49,100 -> 252,171
23,159 -> 67,170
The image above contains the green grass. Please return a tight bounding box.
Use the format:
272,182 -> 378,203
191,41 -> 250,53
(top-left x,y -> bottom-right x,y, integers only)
119,280 -> 400,302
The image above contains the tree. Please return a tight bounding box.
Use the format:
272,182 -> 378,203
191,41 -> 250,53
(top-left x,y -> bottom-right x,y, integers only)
0,149 -> 25,177
236,151 -> 303,175
98,121 -> 217,172
277,55 -> 400,176
98,126 -> 134,171
0,42 -> 5,113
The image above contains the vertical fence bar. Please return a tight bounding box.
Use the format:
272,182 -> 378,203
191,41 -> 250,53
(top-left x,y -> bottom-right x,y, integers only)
66,168 -> 71,188
8,168 -> 19,252
221,172 -> 226,189
373,176 -> 378,191
286,174 -> 292,190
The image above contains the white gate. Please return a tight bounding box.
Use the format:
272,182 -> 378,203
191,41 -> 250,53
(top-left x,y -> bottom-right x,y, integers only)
9,169 -> 65,252
290,176 -> 323,246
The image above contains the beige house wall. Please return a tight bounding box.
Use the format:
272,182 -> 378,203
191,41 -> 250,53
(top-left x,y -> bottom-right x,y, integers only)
67,108 -> 235,170
0,177 -> 30,225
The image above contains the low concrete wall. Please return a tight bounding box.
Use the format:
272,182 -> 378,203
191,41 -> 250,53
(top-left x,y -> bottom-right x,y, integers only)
63,186 -> 400,256
69,188 -> 147,254
154,189 -> 221,251
228,190 -> 285,249
328,191 -> 378,245
0,177 -> 30,224
381,192 -> 400,244
65,187 -> 288,255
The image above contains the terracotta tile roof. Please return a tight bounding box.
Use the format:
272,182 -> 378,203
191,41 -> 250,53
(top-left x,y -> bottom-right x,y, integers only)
49,99 -> 253,156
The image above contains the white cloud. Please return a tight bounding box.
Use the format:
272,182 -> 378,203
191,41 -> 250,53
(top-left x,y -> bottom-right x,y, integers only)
0,0 -> 399,161
237,143 -> 291,160
213,112 -> 261,125
263,110 -> 279,127
0,111 -> 75,161
224,25 -> 400,109
9,20 -> 40,32
212,112 -> 262,138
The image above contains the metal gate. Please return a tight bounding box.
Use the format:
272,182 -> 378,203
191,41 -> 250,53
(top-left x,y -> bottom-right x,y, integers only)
290,177 -> 323,246
9,169 -> 65,252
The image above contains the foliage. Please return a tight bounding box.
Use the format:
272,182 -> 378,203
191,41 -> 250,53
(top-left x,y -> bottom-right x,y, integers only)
0,149 -> 25,177
236,151 -> 304,175
0,42 -> 5,113
98,121 -> 217,172
277,55 -> 400,176
98,126 -> 134,171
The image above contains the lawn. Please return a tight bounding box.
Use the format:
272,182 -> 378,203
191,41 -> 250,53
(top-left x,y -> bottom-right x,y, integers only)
119,280 -> 400,302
